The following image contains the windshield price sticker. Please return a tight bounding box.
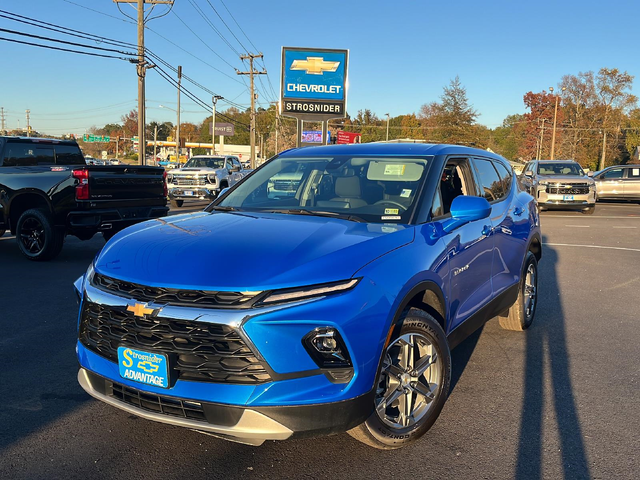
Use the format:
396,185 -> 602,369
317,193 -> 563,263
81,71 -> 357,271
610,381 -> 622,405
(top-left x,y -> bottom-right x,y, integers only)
385,208 -> 399,215
384,164 -> 406,176
400,189 -> 412,197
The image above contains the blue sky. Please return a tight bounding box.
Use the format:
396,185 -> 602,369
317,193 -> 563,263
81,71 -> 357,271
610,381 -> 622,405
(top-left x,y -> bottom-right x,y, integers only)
1,0 -> 638,136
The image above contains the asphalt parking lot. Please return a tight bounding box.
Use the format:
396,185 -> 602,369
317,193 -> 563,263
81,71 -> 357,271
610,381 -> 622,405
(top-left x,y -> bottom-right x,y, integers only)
1,201 -> 639,480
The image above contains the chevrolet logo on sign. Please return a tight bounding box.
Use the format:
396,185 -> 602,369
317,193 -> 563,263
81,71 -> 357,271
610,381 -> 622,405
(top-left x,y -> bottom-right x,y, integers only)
127,302 -> 155,317
291,57 -> 340,75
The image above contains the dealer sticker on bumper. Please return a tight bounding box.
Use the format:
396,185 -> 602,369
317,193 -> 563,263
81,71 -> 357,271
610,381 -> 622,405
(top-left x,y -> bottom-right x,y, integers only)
117,346 -> 169,388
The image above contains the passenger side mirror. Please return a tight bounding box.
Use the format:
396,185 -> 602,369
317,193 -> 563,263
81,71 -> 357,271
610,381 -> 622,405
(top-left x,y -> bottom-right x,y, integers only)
230,165 -> 241,173
441,196 -> 492,234
587,171 -> 594,177
524,170 -> 534,177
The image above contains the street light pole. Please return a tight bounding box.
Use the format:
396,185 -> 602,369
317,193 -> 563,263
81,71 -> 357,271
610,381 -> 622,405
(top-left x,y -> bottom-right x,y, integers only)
385,113 -> 390,142
549,86 -> 566,160
212,95 -> 223,155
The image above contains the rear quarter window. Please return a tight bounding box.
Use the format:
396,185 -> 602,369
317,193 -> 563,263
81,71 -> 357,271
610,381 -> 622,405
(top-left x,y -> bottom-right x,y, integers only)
55,145 -> 86,165
2,143 -> 55,166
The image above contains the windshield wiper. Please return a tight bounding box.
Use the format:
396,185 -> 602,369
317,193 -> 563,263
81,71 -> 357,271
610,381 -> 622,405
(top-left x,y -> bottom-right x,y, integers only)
266,208 -> 366,223
209,205 -> 240,212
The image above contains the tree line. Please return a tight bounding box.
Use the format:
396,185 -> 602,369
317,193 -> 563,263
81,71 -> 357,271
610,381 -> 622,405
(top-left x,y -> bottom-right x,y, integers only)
82,66 -> 639,169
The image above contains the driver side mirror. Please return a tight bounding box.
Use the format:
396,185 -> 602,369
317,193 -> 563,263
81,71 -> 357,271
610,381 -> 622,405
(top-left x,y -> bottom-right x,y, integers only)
230,165 -> 241,173
524,170 -> 534,177
587,171 -> 594,177
440,196 -> 492,234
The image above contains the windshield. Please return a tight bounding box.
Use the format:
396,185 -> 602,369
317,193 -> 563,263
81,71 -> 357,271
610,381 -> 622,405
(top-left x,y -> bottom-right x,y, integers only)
218,155 -> 432,223
183,157 -> 225,169
537,162 -> 584,176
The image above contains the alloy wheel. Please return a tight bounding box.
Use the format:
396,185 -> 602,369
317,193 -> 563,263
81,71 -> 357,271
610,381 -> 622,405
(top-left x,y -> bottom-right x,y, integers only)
375,333 -> 442,429
20,217 -> 45,255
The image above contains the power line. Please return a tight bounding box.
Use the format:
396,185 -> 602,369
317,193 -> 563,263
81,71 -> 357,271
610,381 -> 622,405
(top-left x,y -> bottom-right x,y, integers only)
0,36 -> 135,61
62,0 -> 135,24
184,0 -> 241,57
218,0 -> 259,52
0,27 -> 137,56
204,0 -> 247,53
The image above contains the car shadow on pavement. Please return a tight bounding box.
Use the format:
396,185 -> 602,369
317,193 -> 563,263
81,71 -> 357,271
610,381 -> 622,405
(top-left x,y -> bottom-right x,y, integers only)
515,240 -> 591,480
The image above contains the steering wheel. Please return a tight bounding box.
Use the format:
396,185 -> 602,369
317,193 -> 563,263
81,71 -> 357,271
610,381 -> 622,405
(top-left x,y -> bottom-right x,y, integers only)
373,200 -> 407,211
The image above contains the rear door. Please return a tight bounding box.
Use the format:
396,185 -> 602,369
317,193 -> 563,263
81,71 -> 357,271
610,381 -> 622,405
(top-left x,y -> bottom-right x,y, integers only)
622,167 -> 640,199
431,157 -> 494,332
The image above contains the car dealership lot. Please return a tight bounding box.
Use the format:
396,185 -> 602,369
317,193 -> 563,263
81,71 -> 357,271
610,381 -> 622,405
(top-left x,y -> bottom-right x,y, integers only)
1,203 -> 639,479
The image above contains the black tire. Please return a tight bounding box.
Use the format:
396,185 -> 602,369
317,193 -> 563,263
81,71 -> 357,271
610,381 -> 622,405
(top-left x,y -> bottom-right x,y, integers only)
16,208 -> 64,261
499,251 -> 538,331
171,199 -> 184,208
0,229 -> 5,237
347,308 -> 451,449
582,206 -> 595,215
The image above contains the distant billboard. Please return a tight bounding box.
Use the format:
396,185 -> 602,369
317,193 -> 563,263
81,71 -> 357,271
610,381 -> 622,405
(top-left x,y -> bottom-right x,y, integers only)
281,47 -> 348,120
301,130 -> 331,143
209,122 -> 235,136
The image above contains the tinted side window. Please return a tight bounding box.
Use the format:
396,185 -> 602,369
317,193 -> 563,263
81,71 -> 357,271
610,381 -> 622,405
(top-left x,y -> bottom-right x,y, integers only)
474,158 -> 503,202
493,160 -> 513,198
628,167 -> 640,179
232,158 -> 241,169
2,144 -> 54,166
603,168 -> 623,179
55,145 -> 85,165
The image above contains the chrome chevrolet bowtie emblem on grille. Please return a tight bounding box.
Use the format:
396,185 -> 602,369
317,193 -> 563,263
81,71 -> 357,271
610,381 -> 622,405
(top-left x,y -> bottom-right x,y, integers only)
127,302 -> 156,317
290,57 -> 340,75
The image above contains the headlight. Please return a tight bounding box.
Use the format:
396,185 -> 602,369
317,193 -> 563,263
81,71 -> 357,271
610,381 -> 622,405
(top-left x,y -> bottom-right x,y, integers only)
259,278 -> 360,305
207,174 -> 217,184
74,261 -> 95,303
303,327 -> 352,368
538,181 -> 549,186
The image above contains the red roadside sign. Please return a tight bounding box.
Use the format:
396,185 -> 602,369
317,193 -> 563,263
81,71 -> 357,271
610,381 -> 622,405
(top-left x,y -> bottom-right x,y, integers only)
336,131 -> 362,144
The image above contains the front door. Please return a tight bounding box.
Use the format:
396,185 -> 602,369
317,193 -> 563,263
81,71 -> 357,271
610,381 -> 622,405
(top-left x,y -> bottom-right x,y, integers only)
595,167 -> 625,198
622,167 -> 640,199
431,157 -> 494,333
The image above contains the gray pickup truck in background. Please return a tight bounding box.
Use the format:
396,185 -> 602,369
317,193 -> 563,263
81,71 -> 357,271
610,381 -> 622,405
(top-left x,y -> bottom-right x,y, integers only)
166,155 -> 250,207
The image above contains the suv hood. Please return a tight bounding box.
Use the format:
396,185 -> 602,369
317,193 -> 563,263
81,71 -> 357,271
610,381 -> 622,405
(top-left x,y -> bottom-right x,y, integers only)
95,212 -> 414,291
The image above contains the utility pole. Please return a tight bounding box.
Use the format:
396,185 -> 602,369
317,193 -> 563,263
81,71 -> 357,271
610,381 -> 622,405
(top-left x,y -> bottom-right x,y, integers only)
600,130 -> 607,171
212,95 -> 223,155
153,125 -> 158,163
538,118 -> 547,160
1,107 -> 5,134
114,0 -> 174,165
116,136 -> 119,159
237,53 -> 267,169
25,110 -> 31,137
176,65 -> 182,162
385,113 -> 390,142
549,86 -> 565,160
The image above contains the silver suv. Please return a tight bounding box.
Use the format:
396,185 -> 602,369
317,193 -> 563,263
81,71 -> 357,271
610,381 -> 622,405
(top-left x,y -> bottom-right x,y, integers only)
520,160 -> 596,214
593,165 -> 640,202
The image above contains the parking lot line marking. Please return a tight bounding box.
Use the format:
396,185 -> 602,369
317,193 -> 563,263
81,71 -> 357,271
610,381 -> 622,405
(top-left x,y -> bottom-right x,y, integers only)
544,243 -> 640,253
564,225 -> 590,228
612,226 -> 637,229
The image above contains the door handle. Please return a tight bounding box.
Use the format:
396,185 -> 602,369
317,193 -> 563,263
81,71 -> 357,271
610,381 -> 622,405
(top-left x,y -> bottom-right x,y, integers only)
482,225 -> 492,236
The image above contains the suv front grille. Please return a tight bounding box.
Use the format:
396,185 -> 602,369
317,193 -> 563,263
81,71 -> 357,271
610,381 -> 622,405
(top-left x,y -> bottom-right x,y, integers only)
547,185 -> 589,195
79,301 -> 272,384
112,382 -> 206,420
174,176 -> 206,186
92,273 -> 264,309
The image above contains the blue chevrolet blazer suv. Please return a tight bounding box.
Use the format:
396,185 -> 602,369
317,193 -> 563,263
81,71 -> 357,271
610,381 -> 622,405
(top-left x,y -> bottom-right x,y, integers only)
74,143 -> 541,449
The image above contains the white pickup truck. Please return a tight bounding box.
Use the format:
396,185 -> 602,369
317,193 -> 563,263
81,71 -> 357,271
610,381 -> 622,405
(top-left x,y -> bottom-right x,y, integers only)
166,155 -> 250,207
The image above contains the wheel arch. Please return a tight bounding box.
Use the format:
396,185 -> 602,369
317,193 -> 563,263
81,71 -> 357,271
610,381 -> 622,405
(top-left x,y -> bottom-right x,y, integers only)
8,190 -> 53,233
390,281 -> 447,337
527,231 -> 542,262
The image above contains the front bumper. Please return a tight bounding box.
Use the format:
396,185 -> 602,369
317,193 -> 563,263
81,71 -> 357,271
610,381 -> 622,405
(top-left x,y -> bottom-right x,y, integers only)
537,189 -> 596,209
79,368 -> 373,445
75,277 -> 390,442
169,186 -> 218,200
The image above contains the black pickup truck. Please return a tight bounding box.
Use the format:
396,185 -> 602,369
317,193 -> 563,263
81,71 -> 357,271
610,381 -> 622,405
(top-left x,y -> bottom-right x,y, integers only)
0,136 -> 169,261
